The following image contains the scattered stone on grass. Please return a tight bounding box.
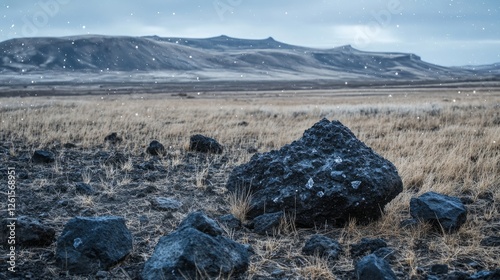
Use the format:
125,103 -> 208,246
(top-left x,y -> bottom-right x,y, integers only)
217,214 -> 242,230
75,182 -> 95,195
149,197 -> 182,212
251,211 -> 283,235
104,152 -> 127,167
1,216 -> 55,247
32,150 -> 55,163
355,254 -> 397,280
56,216 -> 133,275
104,132 -> 122,144
480,236 -> 500,247
410,191 -> 467,233
189,134 -> 223,154
302,234 -> 343,260
350,238 -> 388,258
146,140 -> 165,156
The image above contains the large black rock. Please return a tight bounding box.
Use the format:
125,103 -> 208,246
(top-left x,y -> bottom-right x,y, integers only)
142,211 -> 251,280
226,119 -> 403,227
55,216 -> 133,275
410,192 -> 467,233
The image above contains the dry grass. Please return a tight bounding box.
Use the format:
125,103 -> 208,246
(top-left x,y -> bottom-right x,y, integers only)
228,186 -> 253,222
1,88 -> 499,279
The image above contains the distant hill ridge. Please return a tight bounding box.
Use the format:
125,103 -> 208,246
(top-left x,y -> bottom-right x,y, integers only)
0,34 -> 497,81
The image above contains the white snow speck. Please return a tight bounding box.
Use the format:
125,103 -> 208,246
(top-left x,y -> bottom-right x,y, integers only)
351,181 -> 362,189
73,238 -> 83,248
306,178 -> 314,189
334,156 -> 343,163
317,191 -> 324,198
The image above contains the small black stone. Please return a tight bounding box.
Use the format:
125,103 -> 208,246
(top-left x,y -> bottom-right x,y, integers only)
146,140 -> 165,156
32,150 -> 55,163
350,238 -> 388,258
217,214 -> 242,230
189,134 -> 223,154
75,182 -> 95,195
104,132 -> 122,144
302,234 -> 343,260
430,264 -> 448,275
480,236 -> 500,247
252,212 -> 283,235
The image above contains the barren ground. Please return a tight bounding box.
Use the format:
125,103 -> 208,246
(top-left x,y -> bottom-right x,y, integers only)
0,87 -> 499,279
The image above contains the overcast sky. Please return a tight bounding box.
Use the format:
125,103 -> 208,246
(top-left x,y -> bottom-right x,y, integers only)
1,0 -> 499,66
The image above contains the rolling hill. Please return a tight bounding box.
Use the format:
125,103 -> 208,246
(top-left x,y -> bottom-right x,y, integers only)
0,35 -> 497,89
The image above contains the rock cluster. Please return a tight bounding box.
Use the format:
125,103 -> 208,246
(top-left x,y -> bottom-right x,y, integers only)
227,118 -> 403,227
5,124 -> 497,279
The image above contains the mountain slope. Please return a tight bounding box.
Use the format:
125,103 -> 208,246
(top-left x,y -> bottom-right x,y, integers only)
0,35 -> 490,82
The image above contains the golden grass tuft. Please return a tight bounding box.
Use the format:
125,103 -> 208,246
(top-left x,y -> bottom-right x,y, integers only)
228,186 -> 253,222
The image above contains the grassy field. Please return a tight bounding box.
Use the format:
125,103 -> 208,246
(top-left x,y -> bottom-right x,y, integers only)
1,88 -> 499,279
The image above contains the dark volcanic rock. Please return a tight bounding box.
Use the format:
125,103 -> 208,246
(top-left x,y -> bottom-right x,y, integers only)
350,238 -> 388,258
146,140 -> 165,156
469,269 -> 500,280
226,118 -> 403,227
480,236 -> 500,247
189,134 -> 223,154
302,234 -> 343,260
1,216 -> 55,247
355,254 -> 397,280
104,152 -> 127,167
217,214 -> 242,230
32,150 -> 55,163
75,182 -> 95,195
252,212 -> 283,235
149,197 -> 182,211
373,247 -> 396,262
142,211 -> 251,280
63,143 -> 77,149
410,192 -> 467,233
430,264 -> 449,275
104,132 -> 122,144
56,216 -> 133,275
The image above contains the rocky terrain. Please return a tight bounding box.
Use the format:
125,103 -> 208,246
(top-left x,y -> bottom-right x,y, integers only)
0,90 -> 499,279
1,116 -> 499,279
